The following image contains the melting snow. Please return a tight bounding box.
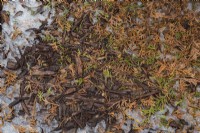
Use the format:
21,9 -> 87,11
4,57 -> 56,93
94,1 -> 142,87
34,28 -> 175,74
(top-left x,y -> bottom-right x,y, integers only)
0,0 -> 55,67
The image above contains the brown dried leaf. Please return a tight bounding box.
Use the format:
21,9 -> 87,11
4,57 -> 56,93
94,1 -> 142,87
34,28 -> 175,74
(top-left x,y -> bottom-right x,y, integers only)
75,54 -> 82,76
182,78 -> 199,86
31,69 -> 55,76
157,63 -> 166,75
179,79 -> 187,92
151,12 -> 165,19
11,27 -> 22,40
1,10 -> 9,24
190,48 -> 199,60
69,64 -> 75,78
65,88 -> 76,95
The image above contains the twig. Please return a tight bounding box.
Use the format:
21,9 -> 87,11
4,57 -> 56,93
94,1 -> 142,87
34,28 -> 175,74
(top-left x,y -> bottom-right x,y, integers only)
8,97 -> 29,108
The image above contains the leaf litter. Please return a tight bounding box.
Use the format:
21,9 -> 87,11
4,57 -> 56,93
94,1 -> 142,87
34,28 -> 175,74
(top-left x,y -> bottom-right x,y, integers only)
0,0 -> 200,132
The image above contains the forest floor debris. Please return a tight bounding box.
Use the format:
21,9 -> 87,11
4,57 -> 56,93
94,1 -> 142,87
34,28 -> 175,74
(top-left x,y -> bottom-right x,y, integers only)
0,0 -> 200,133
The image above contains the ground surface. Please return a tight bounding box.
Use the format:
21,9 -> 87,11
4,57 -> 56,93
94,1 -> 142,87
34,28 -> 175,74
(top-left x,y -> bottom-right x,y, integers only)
0,0 -> 200,133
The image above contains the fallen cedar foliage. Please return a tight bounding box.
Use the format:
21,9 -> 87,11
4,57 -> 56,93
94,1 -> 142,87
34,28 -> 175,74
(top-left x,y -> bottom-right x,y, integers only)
1,0 -> 200,132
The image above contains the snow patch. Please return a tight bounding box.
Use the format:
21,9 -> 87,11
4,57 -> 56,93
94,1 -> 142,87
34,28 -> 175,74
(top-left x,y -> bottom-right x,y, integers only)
0,0 -> 55,67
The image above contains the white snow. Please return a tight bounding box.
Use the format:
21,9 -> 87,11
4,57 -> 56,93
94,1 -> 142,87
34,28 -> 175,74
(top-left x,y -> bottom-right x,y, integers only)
1,122 -> 18,133
0,0 -> 55,67
0,0 -> 55,132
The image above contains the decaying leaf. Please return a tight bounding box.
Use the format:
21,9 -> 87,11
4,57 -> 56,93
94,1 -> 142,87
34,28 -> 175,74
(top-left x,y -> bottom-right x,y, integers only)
75,54 -> 83,76
1,10 -> 9,24
11,27 -> 22,40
